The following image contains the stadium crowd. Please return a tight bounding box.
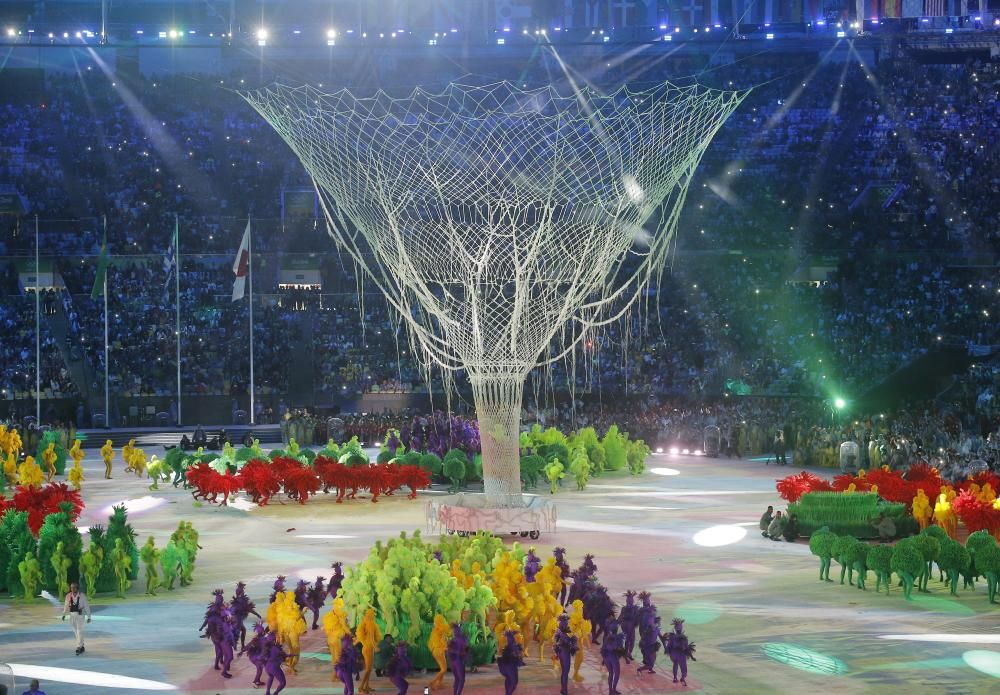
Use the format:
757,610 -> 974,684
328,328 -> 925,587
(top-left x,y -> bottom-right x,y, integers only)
0,53 -> 996,456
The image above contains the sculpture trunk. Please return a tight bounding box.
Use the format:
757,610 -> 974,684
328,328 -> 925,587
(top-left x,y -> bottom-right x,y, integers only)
470,375 -> 524,508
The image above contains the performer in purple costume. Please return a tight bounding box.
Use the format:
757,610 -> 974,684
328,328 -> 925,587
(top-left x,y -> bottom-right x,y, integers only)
552,547 -> 571,604
568,554 -> 597,604
386,640 -> 411,695
553,614 -> 579,695
524,548 -> 541,582
447,623 -> 470,695
583,583 -> 614,645
199,588 -> 225,630
230,581 -> 262,650
496,629 -> 524,695
636,614 -> 661,675
240,622 -> 269,687
618,590 -> 638,664
293,578 -> 310,612
328,562 -> 345,599
269,575 -> 286,604
306,576 -> 327,629
601,618 -> 626,695
662,618 -> 697,686
264,633 -> 288,695
200,589 -> 236,678
335,633 -> 360,695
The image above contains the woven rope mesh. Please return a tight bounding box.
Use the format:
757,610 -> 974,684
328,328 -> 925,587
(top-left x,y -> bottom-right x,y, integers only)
245,81 -> 746,507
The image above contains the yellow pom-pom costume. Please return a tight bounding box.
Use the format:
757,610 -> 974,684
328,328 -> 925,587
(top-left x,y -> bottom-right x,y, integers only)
42,442 -> 58,483
912,489 -> 932,531
100,440 -> 114,479
934,486 -> 958,540
17,456 -> 44,489
322,598 -> 351,682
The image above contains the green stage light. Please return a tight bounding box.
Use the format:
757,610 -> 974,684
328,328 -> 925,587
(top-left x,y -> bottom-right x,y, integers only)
761,642 -> 848,676
834,398 -> 846,410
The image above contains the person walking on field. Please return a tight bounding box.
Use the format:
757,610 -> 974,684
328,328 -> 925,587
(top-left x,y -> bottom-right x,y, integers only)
62,582 -> 91,655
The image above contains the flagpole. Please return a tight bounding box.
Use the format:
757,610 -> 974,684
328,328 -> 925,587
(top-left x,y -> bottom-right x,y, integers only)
248,216 -> 255,426
175,214 -> 182,427
35,215 -> 40,424
103,215 -> 109,429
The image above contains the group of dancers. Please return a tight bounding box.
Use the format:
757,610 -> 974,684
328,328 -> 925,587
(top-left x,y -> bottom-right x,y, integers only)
199,550 -> 696,694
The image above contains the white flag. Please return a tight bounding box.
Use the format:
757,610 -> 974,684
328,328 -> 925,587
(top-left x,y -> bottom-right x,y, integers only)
232,219 -> 251,301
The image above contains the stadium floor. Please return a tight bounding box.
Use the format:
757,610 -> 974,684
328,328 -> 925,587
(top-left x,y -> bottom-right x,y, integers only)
1,451 -> 997,695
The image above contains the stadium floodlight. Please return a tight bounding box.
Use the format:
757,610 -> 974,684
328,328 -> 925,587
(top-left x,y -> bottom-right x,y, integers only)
244,80 -> 745,508
834,398 -> 846,410
168,29 -> 178,39
6,28 -> 15,37
256,28 -> 267,46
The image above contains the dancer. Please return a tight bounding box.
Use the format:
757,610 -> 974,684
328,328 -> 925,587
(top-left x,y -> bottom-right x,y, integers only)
447,623 -> 469,695
601,618 -> 625,695
68,439 -> 85,490
386,640 -> 411,695
200,593 -> 236,679
328,561 -> 345,599
42,442 -> 57,482
618,590 -> 639,663
18,553 -> 41,600
335,633 -> 360,695
306,576 -> 327,629
111,538 -> 131,598
427,613 -> 451,690
140,537 -> 160,595
231,581 -> 262,650
240,622 -> 269,687
61,582 -> 91,655
636,614 -> 661,675
323,597 -> 351,681
264,632 -> 289,695
552,614 -> 578,695
100,439 -> 114,479
567,599 -> 591,682
497,629 -> 524,695
51,541 -> 71,598
357,607 -> 382,693
552,547 -> 571,604
663,618 -> 697,686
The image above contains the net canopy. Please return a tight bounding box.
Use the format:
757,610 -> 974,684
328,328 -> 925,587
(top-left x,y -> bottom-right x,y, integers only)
245,80 -> 746,507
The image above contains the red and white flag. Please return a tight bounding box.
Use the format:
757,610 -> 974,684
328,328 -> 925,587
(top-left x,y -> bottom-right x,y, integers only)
232,219 -> 251,301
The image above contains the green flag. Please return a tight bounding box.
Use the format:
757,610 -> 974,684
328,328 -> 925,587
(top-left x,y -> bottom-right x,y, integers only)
91,236 -> 109,299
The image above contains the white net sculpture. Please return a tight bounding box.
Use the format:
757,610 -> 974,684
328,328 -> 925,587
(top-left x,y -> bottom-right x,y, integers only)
245,81 -> 745,508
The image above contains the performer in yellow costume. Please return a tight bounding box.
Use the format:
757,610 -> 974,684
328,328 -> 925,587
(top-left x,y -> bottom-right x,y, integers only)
100,440 -> 114,479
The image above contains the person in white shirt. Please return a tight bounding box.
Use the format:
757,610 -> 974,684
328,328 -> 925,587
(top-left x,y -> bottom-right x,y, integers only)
62,582 -> 91,655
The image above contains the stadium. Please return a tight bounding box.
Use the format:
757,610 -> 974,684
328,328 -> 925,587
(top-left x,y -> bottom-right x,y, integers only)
0,1 -> 998,694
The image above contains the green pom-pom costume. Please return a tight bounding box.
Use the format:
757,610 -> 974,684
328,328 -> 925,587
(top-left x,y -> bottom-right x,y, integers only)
975,542 -> 1000,604
936,539 -> 970,596
79,543 -> 102,598
809,528 -> 836,582
831,535 -> 856,586
51,541 -> 71,597
842,538 -> 868,589
18,552 -> 42,600
890,538 -> 924,600
443,452 -> 466,494
866,544 -> 894,594
545,459 -> 565,495
519,454 -> 544,489
912,534 -> 940,593
140,537 -> 160,595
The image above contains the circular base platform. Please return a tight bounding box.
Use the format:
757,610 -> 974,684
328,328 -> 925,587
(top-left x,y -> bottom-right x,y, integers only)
426,492 -> 557,538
